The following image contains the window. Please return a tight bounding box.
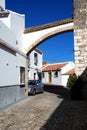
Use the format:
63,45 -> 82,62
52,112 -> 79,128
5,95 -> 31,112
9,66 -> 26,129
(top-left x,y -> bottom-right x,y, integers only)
20,67 -> 25,84
16,40 -> 18,45
34,53 -> 38,65
54,71 -> 58,78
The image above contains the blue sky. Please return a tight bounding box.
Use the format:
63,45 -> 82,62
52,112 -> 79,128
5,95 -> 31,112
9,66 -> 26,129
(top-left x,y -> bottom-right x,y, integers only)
6,0 -> 74,63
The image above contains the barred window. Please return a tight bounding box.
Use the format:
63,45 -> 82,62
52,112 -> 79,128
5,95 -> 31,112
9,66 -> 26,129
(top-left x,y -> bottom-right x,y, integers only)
54,71 -> 58,78
20,67 -> 25,84
34,53 -> 38,65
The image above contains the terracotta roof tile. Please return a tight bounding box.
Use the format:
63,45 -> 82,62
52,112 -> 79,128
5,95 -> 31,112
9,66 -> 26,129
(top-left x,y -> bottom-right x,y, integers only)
42,63 -> 68,72
63,69 -> 75,75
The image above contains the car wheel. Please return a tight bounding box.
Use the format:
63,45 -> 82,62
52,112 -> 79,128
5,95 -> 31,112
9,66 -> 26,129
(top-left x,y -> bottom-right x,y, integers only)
33,89 -> 36,96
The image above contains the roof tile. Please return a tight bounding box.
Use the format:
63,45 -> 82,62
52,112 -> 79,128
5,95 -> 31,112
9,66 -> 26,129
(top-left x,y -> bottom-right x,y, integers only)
42,63 -> 67,71
63,69 -> 75,75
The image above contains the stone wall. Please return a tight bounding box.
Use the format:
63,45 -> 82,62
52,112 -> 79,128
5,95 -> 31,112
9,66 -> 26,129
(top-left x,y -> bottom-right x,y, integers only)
74,0 -> 87,76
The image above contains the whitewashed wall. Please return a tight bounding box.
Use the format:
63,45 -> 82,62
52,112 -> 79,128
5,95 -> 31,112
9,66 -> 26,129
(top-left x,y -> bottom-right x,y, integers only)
42,71 -> 62,85
0,10 -> 26,86
61,75 -> 69,87
0,0 -> 5,9
0,20 -> 16,48
0,7 -> 26,109
10,11 -> 25,50
42,72 -> 48,83
28,49 -> 42,80
52,71 -> 61,85
61,61 -> 74,74
42,62 -> 75,86
0,48 -> 26,86
0,11 -> 25,51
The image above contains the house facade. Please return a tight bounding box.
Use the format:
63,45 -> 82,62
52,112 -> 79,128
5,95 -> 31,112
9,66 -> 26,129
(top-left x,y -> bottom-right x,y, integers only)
0,0 -> 26,109
42,61 -> 75,87
28,48 -> 42,80
0,0 -> 5,10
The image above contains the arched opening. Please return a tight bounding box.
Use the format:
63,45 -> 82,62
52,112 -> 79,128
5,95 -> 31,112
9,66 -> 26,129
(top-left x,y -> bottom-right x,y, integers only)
26,30 -> 74,85
26,31 -> 74,54
25,19 -> 74,95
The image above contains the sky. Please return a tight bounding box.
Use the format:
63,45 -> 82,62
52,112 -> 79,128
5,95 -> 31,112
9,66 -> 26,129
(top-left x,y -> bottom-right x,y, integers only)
6,0 -> 74,63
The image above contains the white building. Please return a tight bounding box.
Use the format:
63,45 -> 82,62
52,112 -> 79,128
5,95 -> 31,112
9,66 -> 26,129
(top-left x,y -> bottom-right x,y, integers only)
42,61 -> 75,87
0,0 -> 5,10
0,0 -> 26,109
28,48 -> 42,80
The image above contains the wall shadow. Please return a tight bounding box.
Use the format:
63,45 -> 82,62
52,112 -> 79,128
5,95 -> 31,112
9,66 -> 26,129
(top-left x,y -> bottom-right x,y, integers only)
40,84 -> 87,130
70,68 -> 87,100
40,99 -> 87,130
44,84 -> 70,99
41,67 -> 87,130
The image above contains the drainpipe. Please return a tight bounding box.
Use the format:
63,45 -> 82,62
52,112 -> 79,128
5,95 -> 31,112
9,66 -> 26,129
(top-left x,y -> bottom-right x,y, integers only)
25,55 -> 29,96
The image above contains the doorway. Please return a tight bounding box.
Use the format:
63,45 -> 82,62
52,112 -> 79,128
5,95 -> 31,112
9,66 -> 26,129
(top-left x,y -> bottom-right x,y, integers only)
48,72 -> 51,83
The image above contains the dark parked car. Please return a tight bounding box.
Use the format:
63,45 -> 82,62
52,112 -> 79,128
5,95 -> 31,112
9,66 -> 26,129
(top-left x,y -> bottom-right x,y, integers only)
28,80 -> 44,95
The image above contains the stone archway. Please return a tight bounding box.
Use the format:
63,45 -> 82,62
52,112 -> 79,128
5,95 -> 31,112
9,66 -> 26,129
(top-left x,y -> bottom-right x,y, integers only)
23,18 -> 74,54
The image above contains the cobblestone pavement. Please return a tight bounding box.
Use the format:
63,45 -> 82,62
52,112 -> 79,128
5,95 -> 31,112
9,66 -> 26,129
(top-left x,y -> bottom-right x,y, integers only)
0,86 -> 87,130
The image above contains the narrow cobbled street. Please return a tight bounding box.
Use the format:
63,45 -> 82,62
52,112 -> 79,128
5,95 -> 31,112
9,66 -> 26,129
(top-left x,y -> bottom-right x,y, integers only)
0,85 -> 87,130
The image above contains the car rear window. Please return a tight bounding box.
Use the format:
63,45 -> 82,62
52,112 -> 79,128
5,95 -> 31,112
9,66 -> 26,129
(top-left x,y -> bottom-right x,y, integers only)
28,80 -> 35,85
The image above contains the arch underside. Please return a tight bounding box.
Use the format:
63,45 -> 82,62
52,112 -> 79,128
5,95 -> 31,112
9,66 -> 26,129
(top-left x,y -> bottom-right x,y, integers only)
26,23 -> 74,54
